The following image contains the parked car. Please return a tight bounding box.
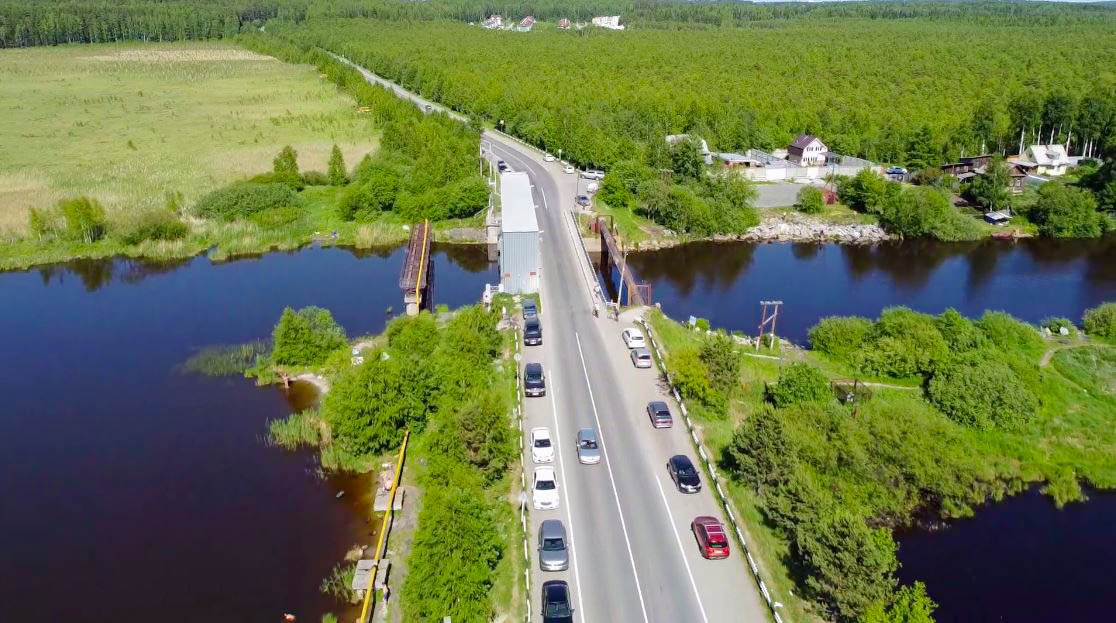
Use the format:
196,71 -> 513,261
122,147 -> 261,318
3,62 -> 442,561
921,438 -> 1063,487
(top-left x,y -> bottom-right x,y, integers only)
498,160 -> 509,173
563,164 -> 575,174
586,181 -> 599,194
522,299 -> 538,319
544,153 -> 556,162
580,169 -> 605,180
531,427 -> 555,463
576,194 -> 591,207
576,428 -> 601,464
525,363 -> 546,397
630,347 -> 652,368
542,580 -> 574,623
691,516 -> 731,560
524,317 -> 543,345
538,520 -> 570,571
667,454 -> 702,493
622,327 -> 646,349
886,166 -> 908,175
647,401 -> 673,428
533,466 -> 560,510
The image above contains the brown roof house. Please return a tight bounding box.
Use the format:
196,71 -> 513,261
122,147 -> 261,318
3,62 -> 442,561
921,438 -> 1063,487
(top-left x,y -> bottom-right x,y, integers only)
517,16 -> 536,32
558,18 -> 571,29
788,135 -> 828,166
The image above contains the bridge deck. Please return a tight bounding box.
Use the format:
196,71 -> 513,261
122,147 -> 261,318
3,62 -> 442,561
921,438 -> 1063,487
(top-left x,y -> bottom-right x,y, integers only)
399,221 -> 432,295
598,219 -> 645,306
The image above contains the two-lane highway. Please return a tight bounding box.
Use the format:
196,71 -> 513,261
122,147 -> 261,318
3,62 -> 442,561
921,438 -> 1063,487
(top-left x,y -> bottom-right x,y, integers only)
491,135 -> 768,622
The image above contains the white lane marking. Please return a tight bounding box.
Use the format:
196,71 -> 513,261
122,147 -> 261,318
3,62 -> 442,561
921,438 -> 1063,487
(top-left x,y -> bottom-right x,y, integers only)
574,333 -> 651,623
547,370 -> 586,623
653,477 -> 711,623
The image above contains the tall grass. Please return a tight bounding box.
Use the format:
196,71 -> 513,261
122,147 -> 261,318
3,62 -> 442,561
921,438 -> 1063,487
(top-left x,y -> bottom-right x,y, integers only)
182,340 -> 270,376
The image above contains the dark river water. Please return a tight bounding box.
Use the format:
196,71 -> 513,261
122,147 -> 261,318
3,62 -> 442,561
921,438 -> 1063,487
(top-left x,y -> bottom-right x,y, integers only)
623,235 -> 1116,343
0,243 -> 496,622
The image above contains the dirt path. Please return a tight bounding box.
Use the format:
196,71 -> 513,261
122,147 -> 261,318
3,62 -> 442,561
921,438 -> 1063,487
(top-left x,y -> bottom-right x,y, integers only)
1038,339 -> 1108,367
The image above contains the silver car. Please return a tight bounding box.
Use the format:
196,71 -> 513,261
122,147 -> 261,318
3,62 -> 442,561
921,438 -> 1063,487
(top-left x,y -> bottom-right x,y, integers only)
538,519 -> 569,571
576,428 -> 601,465
630,347 -> 653,368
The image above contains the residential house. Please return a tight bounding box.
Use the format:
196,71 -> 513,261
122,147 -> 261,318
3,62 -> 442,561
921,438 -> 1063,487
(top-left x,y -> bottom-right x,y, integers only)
940,154 -> 993,179
1021,144 -> 1070,177
665,134 -> 713,165
517,16 -> 536,32
787,135 -> 828,166
482,15 -> 504,29
558,18 -> 571,29
949,159 -> 1028,197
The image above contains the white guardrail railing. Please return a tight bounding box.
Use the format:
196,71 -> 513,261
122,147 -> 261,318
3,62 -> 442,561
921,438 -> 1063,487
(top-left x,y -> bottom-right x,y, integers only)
637,317 -> 787,623
513,327 -> 532,622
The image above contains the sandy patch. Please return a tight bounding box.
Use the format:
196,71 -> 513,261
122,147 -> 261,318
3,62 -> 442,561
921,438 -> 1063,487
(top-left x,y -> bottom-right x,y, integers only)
0,170 -> 60,236
83,49 -> 276,63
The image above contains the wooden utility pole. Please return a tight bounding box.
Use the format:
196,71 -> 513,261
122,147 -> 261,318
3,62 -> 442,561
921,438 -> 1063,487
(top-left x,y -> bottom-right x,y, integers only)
757,300 -> 783,351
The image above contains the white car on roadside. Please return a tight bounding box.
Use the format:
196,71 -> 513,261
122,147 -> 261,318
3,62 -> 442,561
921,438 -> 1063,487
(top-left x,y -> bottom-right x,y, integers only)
544,153 -> 556,162
531,427 -> 555,463
563,164 -> 575,174
580,169 -> 605,180
622,328 -> 646,349
533,466 -> 560,510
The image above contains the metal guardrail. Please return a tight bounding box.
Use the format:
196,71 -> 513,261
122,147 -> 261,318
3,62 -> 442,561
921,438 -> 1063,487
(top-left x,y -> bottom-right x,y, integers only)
357,431 -> 410,623
637,317 -> 787,623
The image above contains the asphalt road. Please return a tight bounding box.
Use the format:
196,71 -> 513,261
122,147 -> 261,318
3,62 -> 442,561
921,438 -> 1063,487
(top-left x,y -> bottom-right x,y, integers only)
334,52 -> 769,622
487,137 -> 768,623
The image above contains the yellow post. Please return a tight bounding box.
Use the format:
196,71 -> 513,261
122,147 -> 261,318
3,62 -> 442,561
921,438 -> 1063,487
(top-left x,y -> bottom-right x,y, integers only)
356,430 -> 410,623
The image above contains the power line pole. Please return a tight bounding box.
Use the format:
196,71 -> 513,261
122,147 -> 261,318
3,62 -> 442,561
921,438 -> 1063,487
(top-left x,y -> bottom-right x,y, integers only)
757,300 -> 783,351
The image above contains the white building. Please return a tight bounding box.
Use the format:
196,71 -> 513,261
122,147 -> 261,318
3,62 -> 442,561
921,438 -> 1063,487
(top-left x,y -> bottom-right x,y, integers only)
591,15 -> 625,30
482,15 -> 504,29
499,172 -> 540,294
788,134 -> 828,166
1022,144 -> 1071,177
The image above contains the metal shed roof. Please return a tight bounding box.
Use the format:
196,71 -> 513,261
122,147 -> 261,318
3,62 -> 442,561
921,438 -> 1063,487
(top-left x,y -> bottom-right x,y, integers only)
500,172 -> 538,233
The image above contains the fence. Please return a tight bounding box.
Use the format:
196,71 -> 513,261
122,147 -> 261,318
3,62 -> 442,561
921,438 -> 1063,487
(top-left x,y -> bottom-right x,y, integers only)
637,316 -> 787,623
512,326 -> 533,622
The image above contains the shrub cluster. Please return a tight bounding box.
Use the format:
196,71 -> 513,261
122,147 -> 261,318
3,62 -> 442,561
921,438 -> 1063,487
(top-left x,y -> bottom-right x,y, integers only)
118,209 -> 189,245
767,363 -> 831,408
270,306 -> 348,367
669,334 -> 742,416
29,196 -> 108,243
195,181 -> 301,221
1083,302 -> 1116,338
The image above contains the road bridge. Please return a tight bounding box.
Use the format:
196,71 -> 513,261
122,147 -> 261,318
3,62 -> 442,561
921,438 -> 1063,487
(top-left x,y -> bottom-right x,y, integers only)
596,216 -> 651,307
399,220 -> 433,315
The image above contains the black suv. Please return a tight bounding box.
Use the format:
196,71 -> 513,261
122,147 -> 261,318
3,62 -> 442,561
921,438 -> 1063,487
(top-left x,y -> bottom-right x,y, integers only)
524,317 -> 542,346
542,580 -> 574,623
524,363 -> 546,397
668,454 -> 702,493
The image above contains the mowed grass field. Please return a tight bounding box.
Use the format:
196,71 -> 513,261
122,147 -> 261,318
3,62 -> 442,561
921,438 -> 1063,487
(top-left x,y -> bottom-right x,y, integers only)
0,41 -> 377,239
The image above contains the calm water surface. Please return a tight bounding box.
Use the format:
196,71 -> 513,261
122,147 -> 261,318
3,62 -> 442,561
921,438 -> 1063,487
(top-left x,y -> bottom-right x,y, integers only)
623,235 -> 1116,342
0,244 -> 495,622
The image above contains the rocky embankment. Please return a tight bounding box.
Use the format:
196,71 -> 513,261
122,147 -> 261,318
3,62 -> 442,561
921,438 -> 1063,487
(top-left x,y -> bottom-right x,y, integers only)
740,214 -> 890,244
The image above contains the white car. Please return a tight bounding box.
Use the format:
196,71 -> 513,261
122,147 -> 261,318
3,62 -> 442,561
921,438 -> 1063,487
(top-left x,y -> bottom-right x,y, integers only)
531,427 -> 555,464
544,153 -> 556,162
533,466 -> 560,510
580,169 -> 605,180
622,328 -> 646,349
563,164 -> 575,174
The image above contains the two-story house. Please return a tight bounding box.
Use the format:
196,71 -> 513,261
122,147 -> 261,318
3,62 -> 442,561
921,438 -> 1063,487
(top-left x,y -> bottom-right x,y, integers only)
788,135 -> 828,166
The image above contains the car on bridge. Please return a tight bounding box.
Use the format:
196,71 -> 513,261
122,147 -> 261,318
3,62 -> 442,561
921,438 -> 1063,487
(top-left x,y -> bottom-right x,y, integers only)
538,520 -> 570,571
622,327 -> 646,349
542,580 -> 574,623
524,363 -> 546,397
533,466 -> 560,510
667,454 -> 702,493
531,427 -> 554,463
647,401 -> 673,428
691,516 -> 731,560
630,347 -> 652,368
576,427 -> 600,465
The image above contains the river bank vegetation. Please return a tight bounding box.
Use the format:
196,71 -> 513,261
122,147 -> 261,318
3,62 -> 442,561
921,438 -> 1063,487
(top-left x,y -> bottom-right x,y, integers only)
257,304 -> 522,622
649,301 -> 1116,622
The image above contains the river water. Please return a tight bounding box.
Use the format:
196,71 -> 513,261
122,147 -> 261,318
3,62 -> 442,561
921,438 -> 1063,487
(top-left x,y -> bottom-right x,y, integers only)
0,244 -> 496,622
623,235 -> 1116,343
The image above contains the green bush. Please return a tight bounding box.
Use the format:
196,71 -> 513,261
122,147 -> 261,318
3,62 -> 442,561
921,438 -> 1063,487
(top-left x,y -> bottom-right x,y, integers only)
339,165 -> 402,220
809,316 -> 872,359
300,170 -> 329,186
859,582 -> 937,623
723,408 -> 795,496
1029,184 -> 1107,238
271,306 -> 348,367
670,348 -> 714,406
767,363 -> 831,408
273,144 -> 299,178
441,390 -> 515,485
323,352 -> 428,455
927,359 -> 1038,430
856,307 -> 948,377
58,196 -> 107,243
386,312 -> 440,359
1041,316 -> 1077,336
328,144 -> 348,186
118,210 -> 189,245
977,311 -> 1044,359
838,169 -> 894,213
935,308 -> 986,352
699,334 -> 740,397
1082,302 -> 1116,337
793,510 -> 898,621
195,182 -> 300,221
248,206 -> 302,229
796,186 -> 826,214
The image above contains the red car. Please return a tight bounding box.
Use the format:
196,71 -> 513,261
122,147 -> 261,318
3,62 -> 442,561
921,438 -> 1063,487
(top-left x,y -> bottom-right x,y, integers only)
691,516 -> 730,560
